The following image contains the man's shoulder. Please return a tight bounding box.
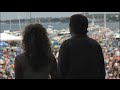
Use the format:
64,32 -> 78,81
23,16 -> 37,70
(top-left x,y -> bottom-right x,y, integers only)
88,37 -> 100,46
60,39 -> 71,49
62,38 -> 72,44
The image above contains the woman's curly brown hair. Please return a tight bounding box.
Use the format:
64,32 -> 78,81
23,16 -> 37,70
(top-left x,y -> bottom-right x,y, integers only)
22,24 -> 51,71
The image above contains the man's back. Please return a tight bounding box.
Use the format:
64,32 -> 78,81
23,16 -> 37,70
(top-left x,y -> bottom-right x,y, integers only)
58,35 -> 105,79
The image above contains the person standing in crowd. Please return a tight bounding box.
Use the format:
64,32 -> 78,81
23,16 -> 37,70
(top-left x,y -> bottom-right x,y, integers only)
16,45 -> 21,56
15,24 -> 57,79
112,38 -> 118,48
0,72 -> 4,79
9,49 -> 15,61
58,14 -> 105,79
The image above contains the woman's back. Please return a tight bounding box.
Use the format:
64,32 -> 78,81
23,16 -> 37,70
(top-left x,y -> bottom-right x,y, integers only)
15,24 -> 57,79
15,53 -> 57,79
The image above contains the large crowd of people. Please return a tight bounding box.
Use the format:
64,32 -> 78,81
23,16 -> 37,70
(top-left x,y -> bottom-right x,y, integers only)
0,30 -> 120,79
90,29 -> 120,79
0,14 -> 120,79
0,42 -> 22,79
0,30 -> 119,79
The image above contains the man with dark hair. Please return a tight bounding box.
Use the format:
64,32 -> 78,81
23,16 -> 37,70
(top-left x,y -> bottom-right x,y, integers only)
58,14 -> 105,79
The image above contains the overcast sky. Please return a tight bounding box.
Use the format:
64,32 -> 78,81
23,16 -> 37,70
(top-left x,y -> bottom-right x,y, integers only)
0,12 -> 119,20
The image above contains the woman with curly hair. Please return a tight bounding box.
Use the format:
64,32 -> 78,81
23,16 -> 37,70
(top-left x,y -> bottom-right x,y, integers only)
15,24 -> 57,79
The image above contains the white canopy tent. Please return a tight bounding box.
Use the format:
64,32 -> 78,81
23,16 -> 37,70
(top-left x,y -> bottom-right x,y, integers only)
0,33 -> 22,41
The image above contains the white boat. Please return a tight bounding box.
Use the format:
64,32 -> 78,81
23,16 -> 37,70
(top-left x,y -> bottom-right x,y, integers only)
47,25 -> 53,30
3,30 -> 11,34
0,32 -> 22,41
59,29 -> 70,35
46,25 -> 55,34
88,15 -> 101,31
47,25 -> 61,35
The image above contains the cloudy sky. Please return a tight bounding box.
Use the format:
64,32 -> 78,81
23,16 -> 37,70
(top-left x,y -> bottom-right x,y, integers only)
0,12 -> 119,20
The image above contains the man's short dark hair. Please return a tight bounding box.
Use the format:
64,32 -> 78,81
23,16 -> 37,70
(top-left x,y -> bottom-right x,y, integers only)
69,14 -> 88,35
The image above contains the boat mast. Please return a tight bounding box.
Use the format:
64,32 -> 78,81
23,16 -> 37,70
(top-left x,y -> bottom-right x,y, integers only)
30,12 -> 32,24
25,12 -> 28,26
38,18 -> 41,24
18,12 -> 22,31
118,12 -> 120,32
91,14 -> 95,25
0,12 -> 1,33
83,12 -> 86,16
9,19 -> 12,31
104,12 -> 107,29
35,17 -> 37,23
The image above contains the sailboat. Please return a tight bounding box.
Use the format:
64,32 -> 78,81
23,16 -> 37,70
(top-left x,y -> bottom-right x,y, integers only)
1,12 -> 12,34
88,14 -> 101,31
104,12 -> 107,29
18,12 -> 22,31
38,18 -> 41,24
11,12 -> 22,36
9,19 -> 12,31
102,12 -> 111,32
35,17 -> 38,23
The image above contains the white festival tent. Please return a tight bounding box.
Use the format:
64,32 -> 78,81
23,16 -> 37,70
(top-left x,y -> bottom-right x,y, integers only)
0,33 -> 22,41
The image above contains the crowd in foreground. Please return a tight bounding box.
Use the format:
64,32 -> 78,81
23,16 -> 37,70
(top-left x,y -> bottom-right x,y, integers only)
88,29 -> 120,79
0,31 -> 119,79
0,43 -> 22,79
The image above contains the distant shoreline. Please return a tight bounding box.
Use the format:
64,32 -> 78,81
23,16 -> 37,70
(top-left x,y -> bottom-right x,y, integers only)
0,15 -> 119,23
0,22 -> 119,33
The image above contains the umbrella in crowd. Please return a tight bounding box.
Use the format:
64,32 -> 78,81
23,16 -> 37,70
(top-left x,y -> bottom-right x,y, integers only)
0,42 -> 9,47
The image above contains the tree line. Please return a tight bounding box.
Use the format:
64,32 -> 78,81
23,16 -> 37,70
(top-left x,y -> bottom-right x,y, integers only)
0,14 -> 119,23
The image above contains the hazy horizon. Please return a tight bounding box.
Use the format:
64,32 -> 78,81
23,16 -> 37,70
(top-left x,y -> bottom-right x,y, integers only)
0,12 -> 119,20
